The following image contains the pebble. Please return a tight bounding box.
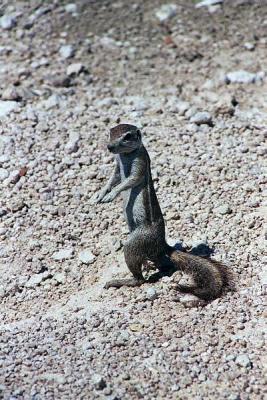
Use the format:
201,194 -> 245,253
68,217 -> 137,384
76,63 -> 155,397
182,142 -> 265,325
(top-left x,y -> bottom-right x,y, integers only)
25,273 -> 47,288
52,248 -> 74,261
155,4 -> 177,22
78,249 -> 96,264
59,45 -> 75,59
235,354 -> 252,368
214,204 -> 232,215
0,101 -> 18,117
0,168 -> 9,181
190,111 -> 213,126
53,272 -> 66,285
65,132 -> 80,154
196,0 -> 223,8
65,3 -> 78,14
225,70 -> 264,84
146,287 -> 158,301
92,374 -> 106,390
179,294 -> 205,307
66,63 -> 84,76
0,15 -> 16,30
2,87 -> 21,101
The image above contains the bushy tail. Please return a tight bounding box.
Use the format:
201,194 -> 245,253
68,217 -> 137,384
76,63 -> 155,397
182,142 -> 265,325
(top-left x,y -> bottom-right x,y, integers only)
167,246 -> 232,301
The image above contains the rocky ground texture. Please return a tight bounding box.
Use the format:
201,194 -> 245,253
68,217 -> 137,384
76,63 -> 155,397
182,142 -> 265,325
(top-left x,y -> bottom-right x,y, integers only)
0,0 -> 266,399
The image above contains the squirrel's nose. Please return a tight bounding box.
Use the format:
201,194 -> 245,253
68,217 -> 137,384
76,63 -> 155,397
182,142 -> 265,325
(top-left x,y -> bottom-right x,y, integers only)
107,144 -> 114,151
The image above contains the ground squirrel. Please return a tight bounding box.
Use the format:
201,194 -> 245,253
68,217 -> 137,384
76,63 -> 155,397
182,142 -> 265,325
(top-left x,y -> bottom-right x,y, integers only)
96,124 -> 231,300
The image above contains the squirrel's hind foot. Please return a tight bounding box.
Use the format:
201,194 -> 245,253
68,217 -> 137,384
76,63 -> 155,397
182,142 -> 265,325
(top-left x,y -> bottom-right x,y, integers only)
104,278 -> 144,289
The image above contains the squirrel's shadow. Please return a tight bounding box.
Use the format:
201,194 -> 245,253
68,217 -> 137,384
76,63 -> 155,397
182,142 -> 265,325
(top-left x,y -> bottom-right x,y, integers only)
148,242 -> 214,283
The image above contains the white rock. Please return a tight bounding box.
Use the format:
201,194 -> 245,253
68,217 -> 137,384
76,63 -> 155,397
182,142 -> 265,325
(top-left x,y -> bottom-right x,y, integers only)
196,0 -> 223,8
0,15 -> 16,30
125,96 -> 148,111
99,36 -> 119,50
0,101 -> 18,117
53,272 -> 66,284
260,266 -> 267,295
43,94 -> 61,110
52,248 -> 73,261
59,45 -> 75,59
65,132 -> 80,154
155,4 -> 177,22
190,111 -> 212,125
235,354 -> 252,368
0,168 -> 9,181
78,249 -> 95,264
92,374 -> 106,390
25,273 -> 46,288
65,3 -> 78,13
179,294 -> 205,307
214,204 -> 231,215
0,155 -> 10,163
225,70 -> 264,84
96,97 -> 118,108
0,227 -> 7,235
146,287 -> 158,300
244,42 -> 255,51
67,63 -> 84,76
169,100 -> 190,115
2,87 -> 21,101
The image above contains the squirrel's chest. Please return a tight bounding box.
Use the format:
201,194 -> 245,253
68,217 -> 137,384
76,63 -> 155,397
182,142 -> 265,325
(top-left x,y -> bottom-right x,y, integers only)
118,155 -> 133,180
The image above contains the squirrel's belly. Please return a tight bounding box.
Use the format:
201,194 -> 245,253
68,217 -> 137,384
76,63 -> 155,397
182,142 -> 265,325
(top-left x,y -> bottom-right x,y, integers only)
123,188 -> 148,230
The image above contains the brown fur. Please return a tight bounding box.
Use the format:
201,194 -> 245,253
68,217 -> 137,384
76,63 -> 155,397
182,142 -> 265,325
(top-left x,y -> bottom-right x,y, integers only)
97,124 -> 233,301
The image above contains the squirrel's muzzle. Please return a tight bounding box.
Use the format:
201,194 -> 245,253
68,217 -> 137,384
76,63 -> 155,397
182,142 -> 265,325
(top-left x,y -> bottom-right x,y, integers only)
107,143 -> 115,152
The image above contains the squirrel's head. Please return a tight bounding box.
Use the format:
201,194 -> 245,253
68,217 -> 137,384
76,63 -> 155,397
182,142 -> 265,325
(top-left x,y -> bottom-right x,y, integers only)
107,124 -> 142,154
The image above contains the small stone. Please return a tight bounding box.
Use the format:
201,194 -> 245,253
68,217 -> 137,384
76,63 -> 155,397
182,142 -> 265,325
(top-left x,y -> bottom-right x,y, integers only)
0,168 -> 9,181
99,37 -> 119,50
0,101 -> 18,117
2,87 -> 21,101
96,97 -> 118,108
214,204 -> 232,215
65,132 -> 80,154
52,248 -> 74,261
179,294 -> 205,307
48,74 -> 71,88
9,170 -> 21,184
78,249 -> 95,264
43,94 -> 61,110
92,374 -> 106,390
67,63 -> 84,76
25,273 -> 46,288
155,4 -> 177,22
146,287 -> 158,300
196,0 -> 223,7
0,286 -> 5,299
65,3 -> 78,14
0,15 -> 16,30
53,272 -> 66,284
172,100 -> 190,115
244,42 -> 255,51
235,354 -> 252,368
225,70 -> 264,84
0,227 -> 7,235
59,45 -> 75,59
190,111 -> 213,126
8,199 -> 25,212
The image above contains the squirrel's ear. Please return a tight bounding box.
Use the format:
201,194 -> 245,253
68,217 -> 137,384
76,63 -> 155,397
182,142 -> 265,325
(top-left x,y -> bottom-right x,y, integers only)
136,129 -> 141,139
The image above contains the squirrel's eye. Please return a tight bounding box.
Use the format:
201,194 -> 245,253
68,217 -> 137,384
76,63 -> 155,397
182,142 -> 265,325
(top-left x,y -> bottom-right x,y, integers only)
124,133 -> 132,141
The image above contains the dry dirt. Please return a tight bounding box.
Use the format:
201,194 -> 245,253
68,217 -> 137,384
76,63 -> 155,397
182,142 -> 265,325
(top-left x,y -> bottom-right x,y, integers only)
0,0 -> 266,399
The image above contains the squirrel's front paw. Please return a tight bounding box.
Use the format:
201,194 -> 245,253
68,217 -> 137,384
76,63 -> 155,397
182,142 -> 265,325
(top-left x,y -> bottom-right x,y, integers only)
102,190 -> 117,203
94,190 -> 107,204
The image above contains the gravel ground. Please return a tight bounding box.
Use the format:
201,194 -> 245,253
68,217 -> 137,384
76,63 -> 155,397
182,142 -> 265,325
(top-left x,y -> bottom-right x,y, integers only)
0,0 -> 266,399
